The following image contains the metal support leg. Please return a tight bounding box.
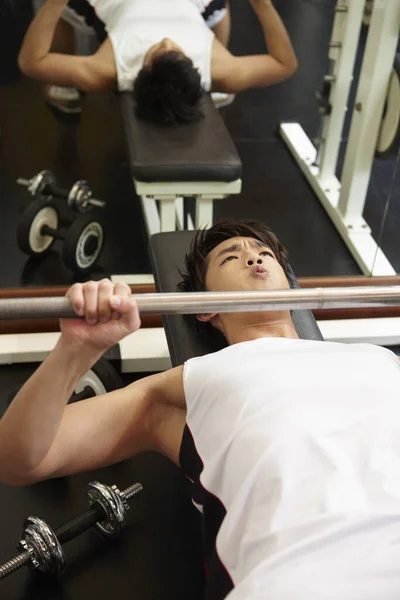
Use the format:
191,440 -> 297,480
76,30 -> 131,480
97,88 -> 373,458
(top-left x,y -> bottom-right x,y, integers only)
140,196 -> 160,237
195,197 -> 214,229
175,197 -> 184,230
160,197 -> 177,232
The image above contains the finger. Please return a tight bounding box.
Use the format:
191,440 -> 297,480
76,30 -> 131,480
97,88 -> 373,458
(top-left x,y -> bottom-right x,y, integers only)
110,283 -> 131,320
83,281 -> 99,324
112,297 -> 141,330
125,298 -> 141,330
97,279 -> 114,323
114,282 -> 132,297
109,295 -> 133,314
66,283 -> 84,317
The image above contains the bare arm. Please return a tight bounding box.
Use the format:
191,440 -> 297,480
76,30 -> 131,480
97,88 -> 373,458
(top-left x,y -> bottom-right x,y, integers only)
212,0 -> 298,93
0,281 -> 185,486
18,0 -> 116,92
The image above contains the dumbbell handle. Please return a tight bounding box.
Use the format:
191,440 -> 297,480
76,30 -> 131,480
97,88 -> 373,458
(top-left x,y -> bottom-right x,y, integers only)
17,178 -> 33,187
18,177 -> 69,199
0,482 -> 142,581
56,482 -> 142,544
56,506 -> 103,545
41,224 -> 65,241
17,178 -> 104,208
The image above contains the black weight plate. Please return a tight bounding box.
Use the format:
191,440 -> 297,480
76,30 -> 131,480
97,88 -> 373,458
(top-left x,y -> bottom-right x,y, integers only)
17,198 -> 59,255
62,211 -> 105,273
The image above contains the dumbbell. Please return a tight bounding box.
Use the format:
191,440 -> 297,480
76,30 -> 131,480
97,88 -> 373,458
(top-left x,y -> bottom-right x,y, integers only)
17,170 -> 105,214
17,197 -> 105,273
0,480 -> 143,580
7,357 -> 123,407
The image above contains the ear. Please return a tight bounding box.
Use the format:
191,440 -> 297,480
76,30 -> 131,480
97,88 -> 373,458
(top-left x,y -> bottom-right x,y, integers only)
197,313 -> 218,323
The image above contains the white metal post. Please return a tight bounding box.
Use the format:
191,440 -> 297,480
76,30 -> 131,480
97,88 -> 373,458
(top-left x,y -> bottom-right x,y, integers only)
175,197 -> 185,230
195,197 -> 214,229
319,0 -> 365,183
338,0 -> 400,220
140,196 -> 160,237
159,197 -> 177,232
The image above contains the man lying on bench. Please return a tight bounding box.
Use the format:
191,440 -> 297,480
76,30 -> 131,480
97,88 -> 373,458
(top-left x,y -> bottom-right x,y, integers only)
18,0 -> 297,122
2,220 -> 399,599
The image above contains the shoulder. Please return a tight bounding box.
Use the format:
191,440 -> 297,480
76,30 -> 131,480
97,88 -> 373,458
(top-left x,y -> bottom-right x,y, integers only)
147,365 -> 186,409
210,37 -> 236,92
141,365 -> 186,464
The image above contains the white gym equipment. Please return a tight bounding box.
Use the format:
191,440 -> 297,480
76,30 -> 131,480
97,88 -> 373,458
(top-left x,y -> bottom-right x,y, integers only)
280,0 -> 400,276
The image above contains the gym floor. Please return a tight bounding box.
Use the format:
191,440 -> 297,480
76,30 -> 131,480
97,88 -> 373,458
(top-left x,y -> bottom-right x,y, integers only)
0,1 -> 399,597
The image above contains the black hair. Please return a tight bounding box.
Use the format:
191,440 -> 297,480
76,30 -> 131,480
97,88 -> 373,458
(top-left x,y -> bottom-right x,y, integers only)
133,51 -> 204,125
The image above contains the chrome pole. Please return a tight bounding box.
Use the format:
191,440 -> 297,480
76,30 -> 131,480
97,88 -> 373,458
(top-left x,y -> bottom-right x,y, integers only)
0,286 -> 399,319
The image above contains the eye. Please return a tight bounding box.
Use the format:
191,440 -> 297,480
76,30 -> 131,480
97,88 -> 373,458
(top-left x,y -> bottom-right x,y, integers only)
222,255 -> 237,264
260,251 -> 274,258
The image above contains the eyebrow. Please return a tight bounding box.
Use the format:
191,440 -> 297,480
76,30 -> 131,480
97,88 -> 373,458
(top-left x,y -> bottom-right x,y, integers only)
215,240 -> 273,262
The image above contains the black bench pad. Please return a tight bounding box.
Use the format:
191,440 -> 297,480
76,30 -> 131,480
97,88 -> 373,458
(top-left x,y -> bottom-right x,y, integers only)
120,92 -> 242,184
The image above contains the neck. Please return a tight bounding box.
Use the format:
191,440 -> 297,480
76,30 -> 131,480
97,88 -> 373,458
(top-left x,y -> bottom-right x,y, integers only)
221,311 -> 299,345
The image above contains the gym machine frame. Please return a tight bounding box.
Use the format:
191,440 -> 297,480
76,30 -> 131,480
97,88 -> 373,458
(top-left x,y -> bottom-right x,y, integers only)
279,0 -> 400,276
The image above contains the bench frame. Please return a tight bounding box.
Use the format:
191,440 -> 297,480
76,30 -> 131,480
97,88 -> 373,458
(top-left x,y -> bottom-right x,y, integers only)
134,179 -> 242,234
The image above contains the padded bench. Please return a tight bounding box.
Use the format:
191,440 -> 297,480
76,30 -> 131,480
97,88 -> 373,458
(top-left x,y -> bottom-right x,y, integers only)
120,93 -> 242,235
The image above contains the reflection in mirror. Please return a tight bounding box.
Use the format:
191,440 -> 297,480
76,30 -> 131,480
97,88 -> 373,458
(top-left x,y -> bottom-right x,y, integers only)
0,0 -> 399,293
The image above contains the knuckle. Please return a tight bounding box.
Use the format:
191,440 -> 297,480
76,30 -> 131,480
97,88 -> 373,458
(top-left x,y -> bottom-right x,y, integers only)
67,282 -> 81,297
99,278 -> 112,290
122,283 -> 132,294
84,281 -> 98,293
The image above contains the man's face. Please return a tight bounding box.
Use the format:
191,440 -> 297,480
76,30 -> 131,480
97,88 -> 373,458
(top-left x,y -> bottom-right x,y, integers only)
143,38 -> 185,68
205,237 -> 290,293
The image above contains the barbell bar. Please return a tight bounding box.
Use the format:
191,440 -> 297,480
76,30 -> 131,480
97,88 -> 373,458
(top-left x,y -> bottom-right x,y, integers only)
0,286 -> 400,320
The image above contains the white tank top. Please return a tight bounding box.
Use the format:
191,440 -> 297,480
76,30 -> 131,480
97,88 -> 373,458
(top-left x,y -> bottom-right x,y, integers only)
87,0 -> 214,91
182,338 -> 400,599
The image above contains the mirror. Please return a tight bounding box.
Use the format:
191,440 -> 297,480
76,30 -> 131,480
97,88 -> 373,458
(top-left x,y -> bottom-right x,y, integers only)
0,0 -> 398,293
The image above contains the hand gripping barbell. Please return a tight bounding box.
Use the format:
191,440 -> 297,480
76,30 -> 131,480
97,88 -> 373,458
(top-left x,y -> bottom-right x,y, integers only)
0,480 -> 143,581
17,170 -> 105,214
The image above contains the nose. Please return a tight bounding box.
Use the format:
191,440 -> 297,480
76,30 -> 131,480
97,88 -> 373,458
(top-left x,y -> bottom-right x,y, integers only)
246,252 -> 263,266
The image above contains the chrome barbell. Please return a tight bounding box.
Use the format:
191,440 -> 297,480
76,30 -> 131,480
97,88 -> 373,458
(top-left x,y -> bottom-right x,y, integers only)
0,286 -> 399,319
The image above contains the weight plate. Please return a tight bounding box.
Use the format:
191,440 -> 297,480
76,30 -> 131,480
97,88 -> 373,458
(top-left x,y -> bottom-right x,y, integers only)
376,54 -> 400,158
68,180 -> 90,214
20,516 -> 66,575
17,198 -> 59,255
74,358 -> 123,398
63,211 -> 104,273
28,170 -> 56,197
